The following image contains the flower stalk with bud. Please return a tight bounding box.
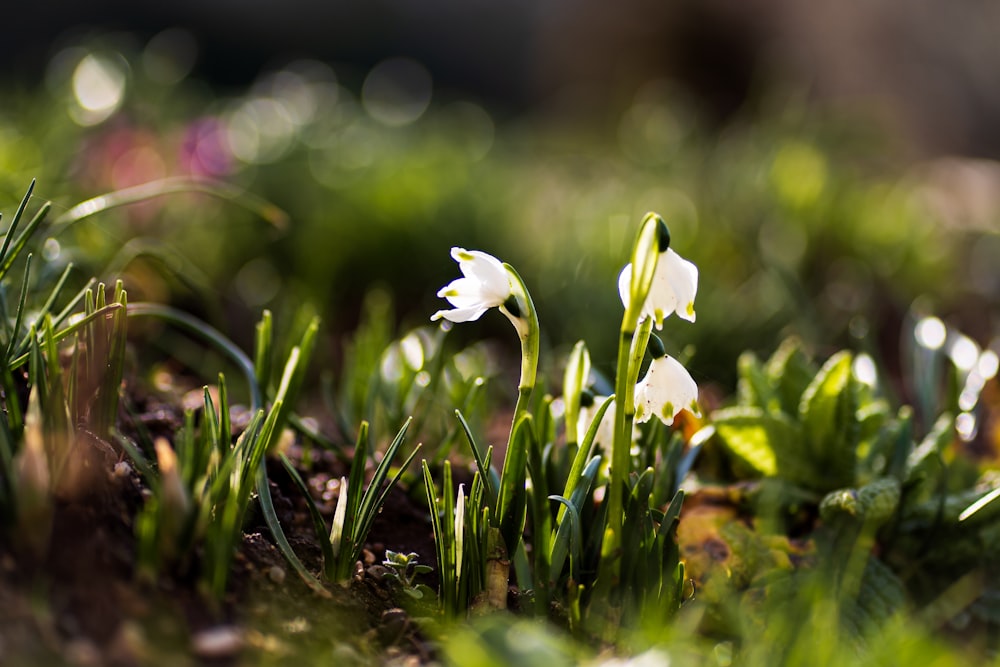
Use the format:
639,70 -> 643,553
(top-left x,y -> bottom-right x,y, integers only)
597,212 -> 700,621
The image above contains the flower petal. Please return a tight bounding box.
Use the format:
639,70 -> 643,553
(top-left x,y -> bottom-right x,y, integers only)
453,248 -> 510,304
432,247 -> 513,323
661,249 -> 698,323
618,264 -> 633,310
431,304 -> 490,323
634,354 -> 699,426
620,248 -> 699,328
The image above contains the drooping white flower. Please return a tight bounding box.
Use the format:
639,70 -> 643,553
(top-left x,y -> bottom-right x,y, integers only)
577,395 -> 617,447
618,248 -> 698,328
577,395 -> 640,447
432,247 -> 512,323
634,354 -> 700,426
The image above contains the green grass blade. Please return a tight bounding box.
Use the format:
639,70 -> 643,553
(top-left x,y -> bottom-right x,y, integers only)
355,418 -> 413,539
8,303 -> 124,370
217,374 -> 231,452
343,421 -> 370,558
559,394 -> 614,521
548,495 -> 583,582
125,303 -> 261,408
497,412 -> 531,553
0,202 -> 50,282
253,310 -> 273,395
113,432 -> 159,491
253,437 -> 330,598
278,452 -> 335,572
53,177 -> 289,231
4,255 -> 32,364
456,408 -> 497,512
0,180 -> 34,269
549,455 -> 602,582
32,262 -> 75,331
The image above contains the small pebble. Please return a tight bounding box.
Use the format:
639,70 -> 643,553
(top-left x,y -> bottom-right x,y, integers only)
282,617 -> 311,634
268,565 -> 286,584
192,626 -> 244,659
113,461 -> 132,479
378,608 -> 409,644
64,638 -> 101,666
108,621 -> 147,664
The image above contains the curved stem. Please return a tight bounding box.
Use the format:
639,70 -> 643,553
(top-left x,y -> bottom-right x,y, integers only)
500,263 -> 540,438
126,303 -> 262,410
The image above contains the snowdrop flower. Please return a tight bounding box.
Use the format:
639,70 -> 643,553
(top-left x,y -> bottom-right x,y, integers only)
577,393 -> 617,447
578,394 -> 642,448
432,247 -> 512,323
634,349 -> 700,426
618,247 -> 698,328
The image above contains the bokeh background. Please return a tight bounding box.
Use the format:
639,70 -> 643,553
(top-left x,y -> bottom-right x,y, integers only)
3,0 -> 999,399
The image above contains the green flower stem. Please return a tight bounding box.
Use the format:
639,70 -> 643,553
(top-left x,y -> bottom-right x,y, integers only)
599,214 -> 661,607
499,263 -> 540,450
483,263 -> 539,611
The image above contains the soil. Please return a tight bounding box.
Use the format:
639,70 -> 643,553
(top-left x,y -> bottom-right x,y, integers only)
0,378 -> 441,666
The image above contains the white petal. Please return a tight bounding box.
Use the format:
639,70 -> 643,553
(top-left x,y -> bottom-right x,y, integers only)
621,249 -> 699,329
577,395 -> 616,446
433,247 -> 512,323
618,264 -> 633,310
437,277 -> 491,307
634,355 -> 699,426
661,249 -> 698,323
431,304 -> 489,323
646,263 -> 680,329
453,248 -> 510,304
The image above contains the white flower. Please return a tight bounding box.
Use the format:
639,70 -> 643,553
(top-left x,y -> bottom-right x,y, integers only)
577,396 -> 640,447
634,354 -> 699,426
431,247 -> 512,323
618,248 -> 698,328
577,395 -> 617,447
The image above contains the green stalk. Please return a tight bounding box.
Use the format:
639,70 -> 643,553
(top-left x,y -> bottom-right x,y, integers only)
500,263 -> 540,428
597,213 -> 661,620
480,263 -> 539,611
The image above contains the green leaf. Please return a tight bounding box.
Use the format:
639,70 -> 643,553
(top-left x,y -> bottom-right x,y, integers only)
54,176 -> 288,230
497,412 -> 531,557
562,340 -> 591,447
456,409 -> 497,513
713,407 -> 813,484
765,338 -> 818,416
560,394 -> 614,511
737,351 -> 777,411
549,455 -> 602,584
799,350 -> 858,488
279,452 -> 335,575
905,412 -> 953,487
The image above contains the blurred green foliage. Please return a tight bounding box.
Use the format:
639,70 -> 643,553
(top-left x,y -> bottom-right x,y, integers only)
1,31 -> 998,666
3,34 -> 997,397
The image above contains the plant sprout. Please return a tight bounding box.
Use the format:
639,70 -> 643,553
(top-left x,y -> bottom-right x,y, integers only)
423,213 -> 697,630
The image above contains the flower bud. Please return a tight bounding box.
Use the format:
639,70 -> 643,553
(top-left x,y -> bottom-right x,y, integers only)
657,217 -> 671,253
647,333 -> 667,360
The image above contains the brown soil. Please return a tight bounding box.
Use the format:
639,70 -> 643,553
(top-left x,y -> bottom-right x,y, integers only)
0,381 -> 441,666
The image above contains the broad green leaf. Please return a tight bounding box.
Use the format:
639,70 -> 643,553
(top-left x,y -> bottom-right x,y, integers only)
799,350 -> 858,488
737,351 -> 777,412
713,407 -> 807,481
765,338 -> 817,416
